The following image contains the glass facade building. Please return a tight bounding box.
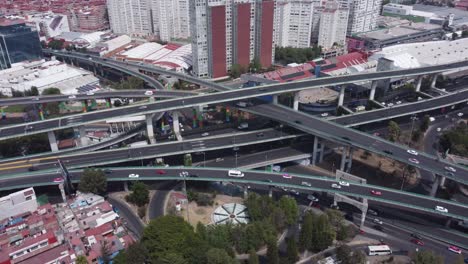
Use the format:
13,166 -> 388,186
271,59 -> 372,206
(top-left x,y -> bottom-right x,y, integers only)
0,20 -> 43,70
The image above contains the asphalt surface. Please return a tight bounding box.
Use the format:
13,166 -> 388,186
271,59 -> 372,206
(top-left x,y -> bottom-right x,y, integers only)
332,89 -> 468,126
2,167 -> 467,220
0,90 -> 197,106
244,104 -> 468,184
0,128 -> 299,174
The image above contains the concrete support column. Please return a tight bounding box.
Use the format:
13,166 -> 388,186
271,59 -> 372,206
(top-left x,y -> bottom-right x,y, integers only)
146,114 -> 156,144
347,149 -> 353,173
439,176 -> 446,187
312,136 -> 319,166
243,186 -> 249,199
318,140 -> 325,163
48,131 -> 59,152
431,74 -> 438,88
360,209 -> 367,229
430,176 -> 440,197
58,183 -> 67,203
79,126 -> 88,146
338,86 -> 345,106
172,112 -> 183,141
293,93 -> 299,111
340,146 -> 353,172
415,76 -> 423,92
124,182 -> 129,192
268,187 -> 273,198
369,81 -> 378,101
149,97 -> 155,103
273,95 -> 278,104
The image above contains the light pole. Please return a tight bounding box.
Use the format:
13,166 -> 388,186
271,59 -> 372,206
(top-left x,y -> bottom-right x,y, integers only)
407,115 -> 418,147
196,152 -> 206,167
139,151 -> 144,166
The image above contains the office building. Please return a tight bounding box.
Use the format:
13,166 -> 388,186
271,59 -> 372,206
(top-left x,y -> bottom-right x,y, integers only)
190,0 -> 276,78
346,0 -> 382,34
276,0 -> 314,48
24,13 -> 70,39
318,1 -> 349,50
107,0 -> 152,36
0,19 -> 42,70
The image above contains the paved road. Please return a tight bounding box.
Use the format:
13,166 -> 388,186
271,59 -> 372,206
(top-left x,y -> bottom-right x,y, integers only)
2,167 -> 468,220
107,196 -> 144,238
0,128 -> 299,173
332,89 -> 468,126
244,104 -> 468,184
0,90 -> 197,106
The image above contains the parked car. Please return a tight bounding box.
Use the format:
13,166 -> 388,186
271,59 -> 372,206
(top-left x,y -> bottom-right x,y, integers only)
435,206 -> 448,213
128,173 -> 139,178
331,184 -> 341,189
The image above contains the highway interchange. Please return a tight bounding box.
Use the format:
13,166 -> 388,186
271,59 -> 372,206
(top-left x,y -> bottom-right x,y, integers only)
1,50 -> 468,257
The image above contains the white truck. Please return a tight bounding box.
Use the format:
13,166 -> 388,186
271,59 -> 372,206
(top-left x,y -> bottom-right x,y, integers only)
237,123 -> 249,130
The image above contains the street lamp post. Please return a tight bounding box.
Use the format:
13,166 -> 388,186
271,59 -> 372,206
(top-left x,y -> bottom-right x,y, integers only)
139,151 -> 144,166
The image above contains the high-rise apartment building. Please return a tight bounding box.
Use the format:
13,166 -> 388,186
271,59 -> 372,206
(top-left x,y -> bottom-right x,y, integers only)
151,0 -> 190,42
0,19 -> 42,70
107,0 -> 152,36
345,0 -> 382,34
318,1 -> 348,50
190,0 -> 276,78
276,0 -> 314,48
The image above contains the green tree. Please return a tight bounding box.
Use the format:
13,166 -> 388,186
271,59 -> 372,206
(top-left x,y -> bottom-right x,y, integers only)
336,224 -> 349,241
299,211 -> 314,251
286,237 -> 299,263
41,87 -> 62,116
266,240 -> 279,264
48,39 -> 64,50
462,30 -> 468,38
249,57 -> 262,72
248,249 -> 259,264
387,121 -> 401,142
127,181 -> 150,206
230,64 -> 244,78
184,154 -> 192,166
350,250 -> 367,264
41,87 -> 61,95
420,115 -> 430,132
312,214 -> 335,251
113,242 -> 148,264
325,209 -> 344,228
158,253 -> 188,264
206,248 -> 236,264
278,196 -> 298,226
142,215 -> 208,263
455,254 -> 465,264
412,129 -> 422,142
336,245 -> 352,263
78,168 -> 108,194
30,86 -> 39,96
413,250 -> 444,264
452,32 -> 458,40
75,255 -> 88,264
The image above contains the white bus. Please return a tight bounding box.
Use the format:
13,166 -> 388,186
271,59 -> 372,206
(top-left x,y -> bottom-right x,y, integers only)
367,245 -> 392,256
228,170 -> 245,178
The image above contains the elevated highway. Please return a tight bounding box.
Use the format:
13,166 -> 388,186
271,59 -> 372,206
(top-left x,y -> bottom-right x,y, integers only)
0,128 -> 301,173
0,90 -> 198,107
2,167 -> 467,221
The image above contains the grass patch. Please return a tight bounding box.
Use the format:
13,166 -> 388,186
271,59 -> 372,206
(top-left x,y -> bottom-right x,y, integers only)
2,105 -> 25,113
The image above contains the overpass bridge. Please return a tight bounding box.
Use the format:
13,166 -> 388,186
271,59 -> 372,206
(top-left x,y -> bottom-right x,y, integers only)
1,167 -> 467,221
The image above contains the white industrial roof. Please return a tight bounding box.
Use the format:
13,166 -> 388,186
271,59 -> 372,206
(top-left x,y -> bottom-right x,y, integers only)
104,35 -> 131,51
154,44 -> 192,70
73,31 -> 106,46
122,42 -> 162,59
53,74 -> 99,95
371,38 -> 468,69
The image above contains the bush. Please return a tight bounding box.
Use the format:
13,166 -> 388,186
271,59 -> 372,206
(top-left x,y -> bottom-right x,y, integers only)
138,206 -> 147,219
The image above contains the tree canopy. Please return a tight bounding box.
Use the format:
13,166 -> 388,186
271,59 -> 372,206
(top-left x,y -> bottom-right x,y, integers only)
127,181 -> 150,206
275,45 -> 322,65
387,121 -> 401,142
439,122 -> 468,157
78,168 -> 107,194
412,250 -> 444,264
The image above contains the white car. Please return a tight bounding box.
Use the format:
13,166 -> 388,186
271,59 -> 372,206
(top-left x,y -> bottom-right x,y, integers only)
387,103 -> 394,107
444,166 -> 456,173
86,91 -> 95,96
407,149 -> 418,156
201,132 -> 210,137
139,105 -> 147,110
128,173 -> 139,178
436,127 -> 441,132
68,95 -> 76,99
144,90 -> 154,96
32,97 -> 40,101
301,181 -> 312,187
338,181 -> 350,187
331,184 -> 341,189
321,113 -> 329,117
396,101 -> 402,105
408,158 -> 419,164
435,206 -> 448,213
373,218 -> 383,225
429,117 -> 435,122
307,195 -> 319,202
180,171 -> 189,177
457,112 -> 464,117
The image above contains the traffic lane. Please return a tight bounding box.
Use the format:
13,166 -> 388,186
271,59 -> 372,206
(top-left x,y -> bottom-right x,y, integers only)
99,168 -> 468,219
247,104 -> 468,183
334,90 -> 468,126
19,52 -> 467,138
0,90 -> 196,106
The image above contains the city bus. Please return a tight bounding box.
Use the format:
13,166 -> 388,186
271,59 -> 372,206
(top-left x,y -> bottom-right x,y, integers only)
367,245 -> 392,256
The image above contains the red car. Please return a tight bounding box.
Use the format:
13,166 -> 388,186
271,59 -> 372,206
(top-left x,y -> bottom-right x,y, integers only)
282,173 -> 292,179
156,170 -> 166,175
410,239 -> 424,246
371,190 -> 382,196
53,177 -> 63,183
448,246 -> 462,254
359,229 -> 365,234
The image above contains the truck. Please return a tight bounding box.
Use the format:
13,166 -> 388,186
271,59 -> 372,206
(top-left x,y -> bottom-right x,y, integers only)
237,122 -> 248,130
236,102 -> 248,107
